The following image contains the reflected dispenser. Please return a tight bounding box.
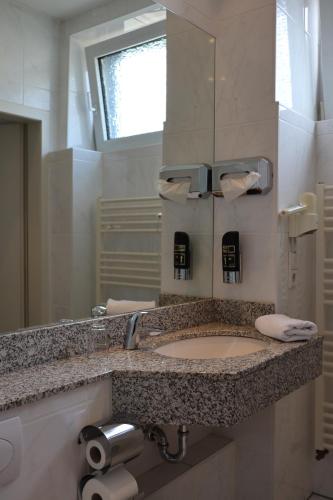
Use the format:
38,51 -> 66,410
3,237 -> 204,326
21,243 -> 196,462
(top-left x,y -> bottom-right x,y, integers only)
212,157 -> 273,197
159,164 -> 211,200
222,232 -> 241,284
174,232 -> 191,280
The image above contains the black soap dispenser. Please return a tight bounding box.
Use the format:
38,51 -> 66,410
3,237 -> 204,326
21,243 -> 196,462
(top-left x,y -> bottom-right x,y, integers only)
174,232 -> 191,280
222,231 -> 241,283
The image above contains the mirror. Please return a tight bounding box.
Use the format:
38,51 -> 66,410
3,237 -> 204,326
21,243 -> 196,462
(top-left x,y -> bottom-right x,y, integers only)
0,1 -> 215,333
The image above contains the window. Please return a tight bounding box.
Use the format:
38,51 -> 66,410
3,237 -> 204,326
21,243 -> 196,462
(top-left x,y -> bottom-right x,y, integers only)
86,22 -> 166,152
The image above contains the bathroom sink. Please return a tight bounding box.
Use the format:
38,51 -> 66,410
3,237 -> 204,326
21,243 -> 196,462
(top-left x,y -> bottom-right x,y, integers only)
154,335 -> 267,360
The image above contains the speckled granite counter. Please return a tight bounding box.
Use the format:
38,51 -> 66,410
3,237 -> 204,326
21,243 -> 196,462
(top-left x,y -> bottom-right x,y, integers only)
0,322 -> 322,427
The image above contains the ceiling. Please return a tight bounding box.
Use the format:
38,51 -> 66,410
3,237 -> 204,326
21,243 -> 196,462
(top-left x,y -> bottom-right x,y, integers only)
16,0 -> 110,19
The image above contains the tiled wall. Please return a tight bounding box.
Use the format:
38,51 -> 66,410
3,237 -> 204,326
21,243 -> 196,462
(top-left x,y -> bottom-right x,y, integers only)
102,145 -> 162,199
276,0 -> 320,121
0,0 -> 60,152
160,0 -> 279,303
276,108 -> 317,320
161,11 -> 215,298
317,119 -> 333,183
212,0 -> 278,302
47,148 -> 102,321
0,380 -> 112,500
318,0 -> 333,119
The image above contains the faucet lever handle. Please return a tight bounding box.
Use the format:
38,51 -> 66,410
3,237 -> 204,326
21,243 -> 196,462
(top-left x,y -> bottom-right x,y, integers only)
124,311 -> 149,350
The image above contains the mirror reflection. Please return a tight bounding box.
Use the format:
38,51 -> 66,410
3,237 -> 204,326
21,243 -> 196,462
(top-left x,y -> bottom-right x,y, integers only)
0,1 -> 215,333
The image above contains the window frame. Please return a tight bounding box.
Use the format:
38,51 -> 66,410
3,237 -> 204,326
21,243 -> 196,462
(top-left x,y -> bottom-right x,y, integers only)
85,21 -> 166,153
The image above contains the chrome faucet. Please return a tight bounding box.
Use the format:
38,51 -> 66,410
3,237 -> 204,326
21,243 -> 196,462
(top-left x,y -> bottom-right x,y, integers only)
91,305 -> 107,318
124,311 -> 163,350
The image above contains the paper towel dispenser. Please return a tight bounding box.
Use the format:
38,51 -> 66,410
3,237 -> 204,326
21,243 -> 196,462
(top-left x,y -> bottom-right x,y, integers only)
211,157 -> 273,196
159,164 -> 211,199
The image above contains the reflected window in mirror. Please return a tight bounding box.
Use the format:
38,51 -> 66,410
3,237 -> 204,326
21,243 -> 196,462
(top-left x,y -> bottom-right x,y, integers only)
99,37 -> 166,139
86,21 -> 166,152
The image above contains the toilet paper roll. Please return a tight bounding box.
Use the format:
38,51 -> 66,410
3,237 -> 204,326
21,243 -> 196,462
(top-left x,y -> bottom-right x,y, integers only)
158,179 -> 190,205
220,171 -> 261,202
86,437 -> 111,470
82,465 -> 139,500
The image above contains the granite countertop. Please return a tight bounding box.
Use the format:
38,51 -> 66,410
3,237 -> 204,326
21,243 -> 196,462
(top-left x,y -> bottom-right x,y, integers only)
0,322 -> 322,427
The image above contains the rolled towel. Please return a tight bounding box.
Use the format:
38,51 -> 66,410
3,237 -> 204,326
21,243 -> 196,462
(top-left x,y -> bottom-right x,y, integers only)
255,314 -> 318,342
106,298 -> 156,316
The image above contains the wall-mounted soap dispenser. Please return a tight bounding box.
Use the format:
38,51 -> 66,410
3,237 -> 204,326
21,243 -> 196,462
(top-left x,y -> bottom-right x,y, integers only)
174,232 -> 191,280
222,232 -> 241,283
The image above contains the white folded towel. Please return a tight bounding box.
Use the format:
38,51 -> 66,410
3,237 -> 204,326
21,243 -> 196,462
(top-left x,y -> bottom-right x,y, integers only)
106,298 -> 156,316
255,314 -> 318,342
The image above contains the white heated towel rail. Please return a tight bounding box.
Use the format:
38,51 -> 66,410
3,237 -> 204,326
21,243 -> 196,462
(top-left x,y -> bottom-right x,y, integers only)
96,197 -> 162,303
316,183 -> 333,450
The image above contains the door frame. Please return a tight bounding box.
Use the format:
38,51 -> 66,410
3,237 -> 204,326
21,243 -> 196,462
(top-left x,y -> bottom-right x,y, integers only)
0,113 -> 43,328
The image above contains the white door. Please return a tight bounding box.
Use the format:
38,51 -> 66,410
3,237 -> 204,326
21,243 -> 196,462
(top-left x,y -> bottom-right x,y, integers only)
0,123 -> 25,332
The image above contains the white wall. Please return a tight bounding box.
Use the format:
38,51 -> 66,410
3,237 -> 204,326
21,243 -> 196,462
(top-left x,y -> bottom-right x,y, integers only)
102,145 -> 162,199
274,0 -> 319,319
0,0 -> 60,153
320,0 -> 333,120
161,11 -> 215,298
211,0 -> 278,302
276,0 -> 320,121
0,380 -> 112,500
311,120 -> 333,498
276,108 -> 317,320
316,119 -> 333,183
47,148 -> 102,321
58,0 -> 154,150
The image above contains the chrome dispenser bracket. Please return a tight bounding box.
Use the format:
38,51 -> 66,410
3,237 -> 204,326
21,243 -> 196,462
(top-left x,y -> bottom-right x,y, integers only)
159,163 -> 211,198
211,157 -> 273,196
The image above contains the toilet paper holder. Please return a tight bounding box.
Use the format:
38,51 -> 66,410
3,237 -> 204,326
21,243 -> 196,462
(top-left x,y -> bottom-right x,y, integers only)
159,163 -> 211,199
79,422 -> 144,470
211,157 -> 273,196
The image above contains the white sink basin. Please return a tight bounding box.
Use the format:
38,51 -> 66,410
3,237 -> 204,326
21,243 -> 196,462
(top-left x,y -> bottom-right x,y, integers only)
154,335 -> 267,360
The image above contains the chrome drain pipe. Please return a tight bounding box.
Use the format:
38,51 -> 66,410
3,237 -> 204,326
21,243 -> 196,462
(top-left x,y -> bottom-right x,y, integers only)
146,424 -> 189,463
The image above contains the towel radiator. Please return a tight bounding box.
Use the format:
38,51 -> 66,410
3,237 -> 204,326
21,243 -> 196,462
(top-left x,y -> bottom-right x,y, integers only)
96,197 -> 162,303
316,183 -> 333,451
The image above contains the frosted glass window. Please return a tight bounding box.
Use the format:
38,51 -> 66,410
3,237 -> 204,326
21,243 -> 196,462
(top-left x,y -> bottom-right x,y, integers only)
98,37 -> 166,140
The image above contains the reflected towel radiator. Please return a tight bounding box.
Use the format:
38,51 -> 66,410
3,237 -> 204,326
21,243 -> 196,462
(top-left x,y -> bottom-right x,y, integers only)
316,183 -> 333,451
96,197 -> 162,303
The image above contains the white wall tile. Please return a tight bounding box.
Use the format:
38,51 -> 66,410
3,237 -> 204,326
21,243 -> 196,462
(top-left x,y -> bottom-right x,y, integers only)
320,0 -> 333,119
213,231 -> 277,302
317,126 -> 333,184
215,118 -> 277,163
274,383 -> 315,500
47,158 -> 73,235
103,146 -> 162,198
163,129 -> 214,165
276,1 -> 319,120
23,87 -> 57,112
73,159 -> 102,235
67,90 -> 94,150
20,7 -> 60,92
165,13 -> 215,134
50,233 -> 72,308
0,2 -> 24,105
278,117 -> 316,211
214,192 -> 276,236
0,381 -> 112,500
215,5 -> 276,127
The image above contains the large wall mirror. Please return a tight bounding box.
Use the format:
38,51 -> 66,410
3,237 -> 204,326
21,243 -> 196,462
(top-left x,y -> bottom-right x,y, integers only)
0,0 -> 215,333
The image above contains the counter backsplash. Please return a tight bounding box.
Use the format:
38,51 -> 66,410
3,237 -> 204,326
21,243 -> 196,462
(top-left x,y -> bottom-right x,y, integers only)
0,299 -> 274,376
